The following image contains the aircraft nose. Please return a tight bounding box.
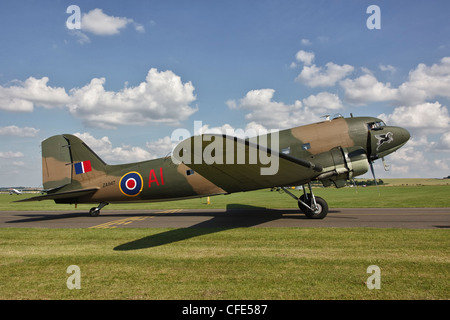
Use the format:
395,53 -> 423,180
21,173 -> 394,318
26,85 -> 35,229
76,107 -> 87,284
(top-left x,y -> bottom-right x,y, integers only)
386,126 -> 411,154
370,126 -> 410,159
395,127 -> 411,147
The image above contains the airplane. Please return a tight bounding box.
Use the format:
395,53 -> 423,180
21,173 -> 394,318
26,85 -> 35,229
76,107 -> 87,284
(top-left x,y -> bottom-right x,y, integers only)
17,114 -> 410,219
9,188 -> 22,195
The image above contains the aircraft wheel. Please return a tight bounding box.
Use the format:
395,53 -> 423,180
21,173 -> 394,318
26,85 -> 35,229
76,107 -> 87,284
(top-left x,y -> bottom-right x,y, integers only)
89,207 -> 100,217
299,195 -> 328,219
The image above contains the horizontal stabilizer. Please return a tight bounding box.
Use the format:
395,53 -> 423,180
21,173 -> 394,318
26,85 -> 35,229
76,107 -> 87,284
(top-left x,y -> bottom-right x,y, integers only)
15,188 -> 99,203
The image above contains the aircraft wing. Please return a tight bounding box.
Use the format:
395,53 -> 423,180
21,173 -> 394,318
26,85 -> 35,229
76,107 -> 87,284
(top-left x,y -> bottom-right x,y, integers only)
172,134 -> 322,193
15,188 -> 99,202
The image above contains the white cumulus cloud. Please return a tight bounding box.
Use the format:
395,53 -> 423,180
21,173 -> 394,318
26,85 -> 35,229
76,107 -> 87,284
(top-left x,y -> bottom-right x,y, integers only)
295,50 -> 315,66
379,64 -> 397,73
81,8 -> 135,36
0,125 -> 40,137
296,62 -> 354,87
340,57 -> 450,106
378,102 -> 450,134
429,132 -> 450,152
302,92 -> 343,112
386,146 -> 429,176
68,8 -> 145,44
227,89 -> 344,129
0,151 -> 24,159
340,73 -> 398,105
74,132 -> 153,163
397,57 -> 450,105
227,89 -> 303,128
0,68 -> 198,129
68,68 -> 197,128
0,77 -> 69,112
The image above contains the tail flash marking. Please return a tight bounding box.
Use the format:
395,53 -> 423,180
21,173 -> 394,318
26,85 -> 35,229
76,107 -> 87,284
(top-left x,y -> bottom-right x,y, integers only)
74,160 -> 92,175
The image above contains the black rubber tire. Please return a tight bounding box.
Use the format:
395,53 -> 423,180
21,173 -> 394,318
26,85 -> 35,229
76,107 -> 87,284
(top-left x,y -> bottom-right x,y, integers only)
89,207 -> 100,217
298,195 -> 328,219
297,194 -> 309,213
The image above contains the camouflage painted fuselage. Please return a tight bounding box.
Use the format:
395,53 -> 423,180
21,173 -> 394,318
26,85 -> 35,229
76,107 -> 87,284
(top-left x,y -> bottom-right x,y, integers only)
26,116 -> 410,205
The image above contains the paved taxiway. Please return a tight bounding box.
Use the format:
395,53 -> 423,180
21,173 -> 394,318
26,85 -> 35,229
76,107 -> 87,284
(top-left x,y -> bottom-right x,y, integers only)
0,208 -> 449,229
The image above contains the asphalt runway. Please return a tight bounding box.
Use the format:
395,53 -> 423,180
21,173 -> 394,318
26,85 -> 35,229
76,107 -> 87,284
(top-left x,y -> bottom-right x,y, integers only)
0,207 -> 449,229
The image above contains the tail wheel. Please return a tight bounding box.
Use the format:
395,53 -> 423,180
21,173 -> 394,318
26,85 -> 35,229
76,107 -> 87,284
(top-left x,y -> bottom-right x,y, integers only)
298,195 -> 328,219
88,202 -> 108,217
89,207 -> 100,217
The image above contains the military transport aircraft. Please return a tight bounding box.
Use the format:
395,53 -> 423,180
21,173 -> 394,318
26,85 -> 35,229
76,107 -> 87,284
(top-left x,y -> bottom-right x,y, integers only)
18,115 -> 410,219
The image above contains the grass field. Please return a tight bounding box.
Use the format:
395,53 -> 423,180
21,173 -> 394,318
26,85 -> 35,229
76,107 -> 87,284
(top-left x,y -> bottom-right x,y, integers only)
1,182 -> 449,300
2,184 -> 449,211
0,227 -> 448,300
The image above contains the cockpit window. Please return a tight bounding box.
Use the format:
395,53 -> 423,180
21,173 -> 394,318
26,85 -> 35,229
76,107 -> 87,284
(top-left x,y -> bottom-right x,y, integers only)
367,121 -> 386,130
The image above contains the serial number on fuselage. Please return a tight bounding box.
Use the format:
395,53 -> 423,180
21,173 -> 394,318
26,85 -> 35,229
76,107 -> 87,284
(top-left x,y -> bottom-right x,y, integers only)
102,181 -> 116,188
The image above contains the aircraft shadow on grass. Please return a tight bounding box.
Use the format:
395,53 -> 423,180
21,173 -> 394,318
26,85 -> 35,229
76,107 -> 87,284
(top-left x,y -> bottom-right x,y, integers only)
5,204 -> 338,250
6,204 -> 301,226
113,204 -> 306,251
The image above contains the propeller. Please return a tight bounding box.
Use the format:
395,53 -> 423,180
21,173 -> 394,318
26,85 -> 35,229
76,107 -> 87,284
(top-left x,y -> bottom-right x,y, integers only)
382,157 -> 390,171
369,160 -> 380,195
351,178 -> 358,193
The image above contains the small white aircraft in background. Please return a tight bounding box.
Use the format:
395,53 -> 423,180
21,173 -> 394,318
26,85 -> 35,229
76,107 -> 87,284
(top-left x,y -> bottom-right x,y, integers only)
9,189 -> 22,195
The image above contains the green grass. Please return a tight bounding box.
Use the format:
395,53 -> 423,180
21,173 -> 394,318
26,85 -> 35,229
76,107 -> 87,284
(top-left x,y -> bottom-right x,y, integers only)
3,185 -> 449,211
1,182 -> 449,300
379,178 -> 450,186
0,227 -> 448,300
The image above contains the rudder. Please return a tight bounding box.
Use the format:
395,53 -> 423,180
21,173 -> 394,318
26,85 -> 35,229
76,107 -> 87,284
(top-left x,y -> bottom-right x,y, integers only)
41,134 -> 107,190
42,135 -> 72,190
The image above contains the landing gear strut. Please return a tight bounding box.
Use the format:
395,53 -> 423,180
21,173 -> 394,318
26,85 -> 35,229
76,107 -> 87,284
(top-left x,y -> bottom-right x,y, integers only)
89,202 -> 109,217
282,183 -> 329,219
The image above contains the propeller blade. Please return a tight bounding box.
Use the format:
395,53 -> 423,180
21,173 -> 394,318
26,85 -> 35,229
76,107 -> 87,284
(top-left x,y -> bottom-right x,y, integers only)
369,161 -> 380,195
351,178 -> 358,193
382,157 -> 390,171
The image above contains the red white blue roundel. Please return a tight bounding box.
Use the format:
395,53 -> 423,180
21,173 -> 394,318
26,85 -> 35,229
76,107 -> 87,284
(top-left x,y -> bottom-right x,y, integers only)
119,171 -> 143,197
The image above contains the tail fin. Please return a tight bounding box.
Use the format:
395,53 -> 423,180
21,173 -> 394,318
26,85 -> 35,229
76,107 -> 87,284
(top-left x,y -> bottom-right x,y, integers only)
42,134 -> 107,191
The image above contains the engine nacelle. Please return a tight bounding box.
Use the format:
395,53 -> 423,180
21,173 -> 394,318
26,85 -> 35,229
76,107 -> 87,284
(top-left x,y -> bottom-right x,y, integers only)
308,146 -> 369,188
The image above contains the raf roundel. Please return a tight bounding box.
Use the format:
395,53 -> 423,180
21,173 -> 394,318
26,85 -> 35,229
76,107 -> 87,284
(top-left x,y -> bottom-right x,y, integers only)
119,172 -> 143,197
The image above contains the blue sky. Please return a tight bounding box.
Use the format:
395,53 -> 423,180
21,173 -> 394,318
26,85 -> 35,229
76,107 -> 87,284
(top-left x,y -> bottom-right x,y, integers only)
1,0 -> 450,187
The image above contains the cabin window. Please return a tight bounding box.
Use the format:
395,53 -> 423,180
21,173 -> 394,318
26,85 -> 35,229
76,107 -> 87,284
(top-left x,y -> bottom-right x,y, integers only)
367,121 -> 386,130
186,169 -> 195,176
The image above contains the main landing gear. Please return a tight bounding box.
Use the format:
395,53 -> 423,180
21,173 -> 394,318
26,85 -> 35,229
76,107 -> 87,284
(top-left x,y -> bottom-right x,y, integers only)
89,202 -> 109,217
282,183 -> 329,219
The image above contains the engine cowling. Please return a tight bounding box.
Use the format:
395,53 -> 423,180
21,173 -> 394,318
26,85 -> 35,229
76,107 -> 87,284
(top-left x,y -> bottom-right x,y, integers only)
308,146 -> 369,188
